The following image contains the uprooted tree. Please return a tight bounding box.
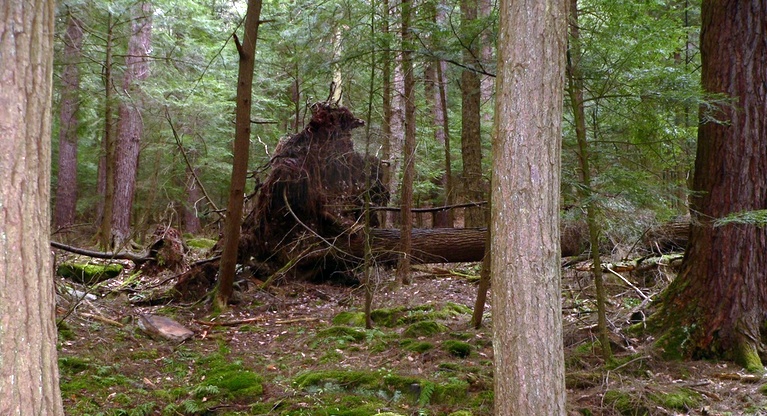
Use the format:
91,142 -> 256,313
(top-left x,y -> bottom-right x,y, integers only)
175,101 -> 488,296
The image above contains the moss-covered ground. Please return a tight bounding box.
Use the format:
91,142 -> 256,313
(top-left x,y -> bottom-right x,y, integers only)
56,256 -> 767,415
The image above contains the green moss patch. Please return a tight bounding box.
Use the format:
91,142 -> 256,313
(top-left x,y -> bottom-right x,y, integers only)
401,339 -> 435,353
201,363 -> 263,398
316,326 -> 367,343
332,311 -> 367,327
649,388 -> 701,411
403,320 -> 446,337
442,340 -> 473,358
294,370 -> 380,390
57,262 -> 123,284
186,237 -> 217,250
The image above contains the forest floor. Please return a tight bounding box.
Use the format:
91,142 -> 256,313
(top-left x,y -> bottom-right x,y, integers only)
55,243 -> 767,416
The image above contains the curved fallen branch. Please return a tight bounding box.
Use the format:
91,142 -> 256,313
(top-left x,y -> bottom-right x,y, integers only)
50,241 -> 153,264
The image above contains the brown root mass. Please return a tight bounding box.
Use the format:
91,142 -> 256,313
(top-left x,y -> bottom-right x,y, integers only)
238,102 -> 388,281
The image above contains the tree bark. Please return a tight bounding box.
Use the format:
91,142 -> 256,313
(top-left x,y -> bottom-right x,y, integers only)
97,13 -> 117,249
492,0 -> 567,413
53,10 -> 84,230
651,1 -> 767,371
113,1 -> 153,246
0,0 -> 64,413
215,0 -> 263,309
398,0 -> 416,284
460,0 -> 485,227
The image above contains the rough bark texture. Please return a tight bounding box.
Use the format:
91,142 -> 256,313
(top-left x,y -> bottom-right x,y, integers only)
54,11 -> 83,230
460,0 -> 485,227
652,1 -> 767,370
113,1 -> 153,246
216,0 -> 262,309
492,0 -> 567,414
0,0 -> 64,413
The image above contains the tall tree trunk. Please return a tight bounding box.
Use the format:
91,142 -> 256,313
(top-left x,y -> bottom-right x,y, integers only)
437,61 -> 455,227
492,0 -> 567,413
425,1 -> 453,228
651,0 -> 767,372
113,1 -> 153,247
54,10 -> 84,231
398,0 -> 416,285
215,0 -> 263,310
566,0 -> 611,362
0,0 -> 64,413
380,0 -> 392,228
460,0 -> 485,227
97,13 -> 117,249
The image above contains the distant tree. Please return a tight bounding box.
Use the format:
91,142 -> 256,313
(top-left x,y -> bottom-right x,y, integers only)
492,0 -> 567,412
54,9 -> 84,231
460,0 -> 485,227
397,0 -> 416,285
0,0 -> 64,413
566,0 -> 611,362
113,1 -> 153,246
650,1 -> 767,371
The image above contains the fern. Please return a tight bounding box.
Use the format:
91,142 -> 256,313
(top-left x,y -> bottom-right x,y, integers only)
417,381 -> 436,407
191,384 -> 220,398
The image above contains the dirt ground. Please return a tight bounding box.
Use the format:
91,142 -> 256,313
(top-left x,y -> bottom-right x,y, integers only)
55,245 -> 767,416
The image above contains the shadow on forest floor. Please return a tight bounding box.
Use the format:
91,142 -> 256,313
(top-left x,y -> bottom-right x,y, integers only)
55,244 -> 767,416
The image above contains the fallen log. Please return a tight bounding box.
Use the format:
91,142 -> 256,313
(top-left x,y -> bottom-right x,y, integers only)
363,228 -> 487,264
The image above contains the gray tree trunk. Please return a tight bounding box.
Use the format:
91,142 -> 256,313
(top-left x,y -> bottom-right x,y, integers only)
54,10 -> 84,230
113,1 -> 153,246
492,0 -> 568,413
0,0 -> 64,413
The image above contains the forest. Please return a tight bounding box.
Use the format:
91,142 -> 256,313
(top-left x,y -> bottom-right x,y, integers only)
1,0 -> 766,415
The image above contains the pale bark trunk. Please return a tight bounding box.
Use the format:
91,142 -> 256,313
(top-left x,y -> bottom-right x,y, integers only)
492,0 -> 568,413
54,11 -> 84,230
113,1 -> 153,246
0,0 -> 64,413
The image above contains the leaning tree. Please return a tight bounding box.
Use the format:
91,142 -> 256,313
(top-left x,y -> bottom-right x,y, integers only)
650,1 -> 767,370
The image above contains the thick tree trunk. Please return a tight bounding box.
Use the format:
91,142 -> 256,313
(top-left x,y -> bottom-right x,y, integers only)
364,228 -> 486,264
492,0 -> 567,413
460,0 -> 485,227
0,0 -> 64,413
113,1 -> 153,246
54,11 -> 83,230
651,1 -> 767,371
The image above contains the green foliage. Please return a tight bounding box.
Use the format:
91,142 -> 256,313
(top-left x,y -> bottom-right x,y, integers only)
714,210 -> 767,227
332,311 -> 367,327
